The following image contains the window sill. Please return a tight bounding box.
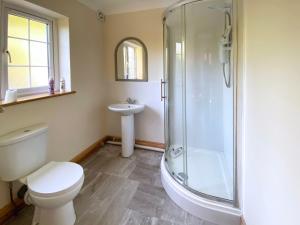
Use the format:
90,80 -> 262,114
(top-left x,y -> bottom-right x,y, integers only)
0,91 -> 76,107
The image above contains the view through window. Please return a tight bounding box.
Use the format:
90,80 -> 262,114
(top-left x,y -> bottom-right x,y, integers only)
7,12 -> 52,90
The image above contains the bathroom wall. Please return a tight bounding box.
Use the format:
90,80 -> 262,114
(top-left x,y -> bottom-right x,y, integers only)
103,9 -> 164,143
0,0 -> 106,208
242,0 -> 300,224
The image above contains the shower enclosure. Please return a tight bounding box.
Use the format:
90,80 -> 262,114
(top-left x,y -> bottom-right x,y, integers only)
161,0 -> 240,224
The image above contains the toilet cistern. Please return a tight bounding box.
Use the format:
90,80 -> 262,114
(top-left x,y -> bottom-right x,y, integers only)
108,101 -> 145,157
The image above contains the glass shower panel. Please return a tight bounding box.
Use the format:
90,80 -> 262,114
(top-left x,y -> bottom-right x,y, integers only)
164,7 -> 185,182
185,0 -> 234,201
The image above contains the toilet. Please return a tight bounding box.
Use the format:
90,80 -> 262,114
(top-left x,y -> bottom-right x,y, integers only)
0,124 -> 84,225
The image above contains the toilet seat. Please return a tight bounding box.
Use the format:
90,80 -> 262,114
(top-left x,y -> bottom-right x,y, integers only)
27,161 -> 84,198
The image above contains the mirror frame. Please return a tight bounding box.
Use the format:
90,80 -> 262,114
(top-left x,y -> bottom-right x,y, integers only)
114,37 -> 148,82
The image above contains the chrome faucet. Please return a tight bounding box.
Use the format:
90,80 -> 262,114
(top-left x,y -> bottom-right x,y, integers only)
126,98 -> 136,104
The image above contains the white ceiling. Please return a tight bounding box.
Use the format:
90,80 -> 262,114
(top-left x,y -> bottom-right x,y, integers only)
77,0 -> 178,15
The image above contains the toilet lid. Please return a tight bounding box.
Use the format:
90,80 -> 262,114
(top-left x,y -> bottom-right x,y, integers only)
27,161 -> 84,197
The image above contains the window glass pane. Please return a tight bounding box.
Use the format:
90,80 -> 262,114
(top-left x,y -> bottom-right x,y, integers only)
8,38 -> 29,66
30,42 -> 48,66
30,20 -> 47,42
8,14 -> 28,39
31,67 -> 49,87
127,46 -> 136,79
8,67 -> 30,89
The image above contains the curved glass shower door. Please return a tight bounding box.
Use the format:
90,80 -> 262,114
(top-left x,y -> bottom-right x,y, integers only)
164,6 -> 186,183
164,0 -> 235,203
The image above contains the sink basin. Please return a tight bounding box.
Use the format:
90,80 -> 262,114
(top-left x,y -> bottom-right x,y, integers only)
108,104 -> 145,116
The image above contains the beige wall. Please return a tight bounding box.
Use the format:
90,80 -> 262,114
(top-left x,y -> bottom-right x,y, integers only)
103,9 -> 164,143
0,0 -> 106,208
242,1 -> 300,225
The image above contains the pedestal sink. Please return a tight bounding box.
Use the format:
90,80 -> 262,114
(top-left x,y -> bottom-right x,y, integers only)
108,103 -> 145,157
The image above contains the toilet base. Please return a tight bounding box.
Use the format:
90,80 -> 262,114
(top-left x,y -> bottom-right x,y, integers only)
32,201 -> 76,225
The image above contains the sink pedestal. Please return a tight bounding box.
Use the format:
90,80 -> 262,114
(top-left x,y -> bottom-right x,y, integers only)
121,114 -> 135,157
108,103 -> 144,157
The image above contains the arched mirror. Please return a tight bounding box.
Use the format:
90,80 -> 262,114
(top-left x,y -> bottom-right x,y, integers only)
115,37 -> 148,81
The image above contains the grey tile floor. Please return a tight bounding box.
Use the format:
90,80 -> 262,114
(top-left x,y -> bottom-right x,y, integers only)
5,144 -> 217,225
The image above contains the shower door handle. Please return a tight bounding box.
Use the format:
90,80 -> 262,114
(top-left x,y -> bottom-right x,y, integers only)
161,79 -> 166,101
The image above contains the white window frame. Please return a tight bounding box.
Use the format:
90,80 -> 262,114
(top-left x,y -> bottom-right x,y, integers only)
0,3 -> 56,99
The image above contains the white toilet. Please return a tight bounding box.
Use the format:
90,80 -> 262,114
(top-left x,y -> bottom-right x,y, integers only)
0,124 -> 84,225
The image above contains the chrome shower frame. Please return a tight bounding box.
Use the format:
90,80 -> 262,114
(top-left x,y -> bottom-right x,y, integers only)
162,0 -> 239,207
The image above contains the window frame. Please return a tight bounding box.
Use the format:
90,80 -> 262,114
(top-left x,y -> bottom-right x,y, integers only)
0,3 -> 56,99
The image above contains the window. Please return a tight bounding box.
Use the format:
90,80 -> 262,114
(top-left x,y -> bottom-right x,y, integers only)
1,6 -> 54,98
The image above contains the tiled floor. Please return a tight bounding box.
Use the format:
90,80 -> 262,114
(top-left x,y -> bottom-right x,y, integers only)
5,144 -> 217,225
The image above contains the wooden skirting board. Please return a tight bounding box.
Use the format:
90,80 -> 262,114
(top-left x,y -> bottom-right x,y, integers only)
106,135 -> 165,149
70,136 -> 110,163
0,135 -> 164,223
0,198 -> 24,224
